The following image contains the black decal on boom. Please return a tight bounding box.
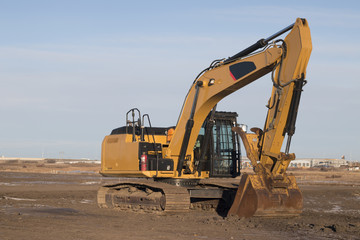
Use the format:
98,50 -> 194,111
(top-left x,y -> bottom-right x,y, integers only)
229,62 -> 256,80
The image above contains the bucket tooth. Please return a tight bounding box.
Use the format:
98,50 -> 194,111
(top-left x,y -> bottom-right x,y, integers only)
228,173 -> 302,218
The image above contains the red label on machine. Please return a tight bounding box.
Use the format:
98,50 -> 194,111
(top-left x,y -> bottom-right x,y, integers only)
141,154 -> 147,171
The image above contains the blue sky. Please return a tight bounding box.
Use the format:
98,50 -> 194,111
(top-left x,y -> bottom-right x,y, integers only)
1,0 -> 359,160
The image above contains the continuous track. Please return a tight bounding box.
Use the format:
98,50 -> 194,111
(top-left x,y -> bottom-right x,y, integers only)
97,179 -> 190,213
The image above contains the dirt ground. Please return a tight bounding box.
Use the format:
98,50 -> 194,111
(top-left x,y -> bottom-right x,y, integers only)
0,162 -> 359,240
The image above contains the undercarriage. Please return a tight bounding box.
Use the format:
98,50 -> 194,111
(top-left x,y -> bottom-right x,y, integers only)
97,178 -> 238,215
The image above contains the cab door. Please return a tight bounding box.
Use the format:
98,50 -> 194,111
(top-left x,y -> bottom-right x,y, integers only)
210,112 -> 240,177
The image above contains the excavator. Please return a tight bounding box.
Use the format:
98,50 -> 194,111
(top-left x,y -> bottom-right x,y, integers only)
98,18 -> 312,218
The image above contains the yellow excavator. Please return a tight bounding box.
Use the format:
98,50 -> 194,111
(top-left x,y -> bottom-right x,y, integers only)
98,18 -> 312,218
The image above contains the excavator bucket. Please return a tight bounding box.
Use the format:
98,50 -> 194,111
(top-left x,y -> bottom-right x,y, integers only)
228,173 -> 302,218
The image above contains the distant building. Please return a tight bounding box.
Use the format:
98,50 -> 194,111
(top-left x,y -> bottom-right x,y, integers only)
290,159 -> 311,168
0,157 -> 99,164
240,157 -> 349,169
347,161 -> 360,171
292,158 -> 348,168
310,158 -> 348,168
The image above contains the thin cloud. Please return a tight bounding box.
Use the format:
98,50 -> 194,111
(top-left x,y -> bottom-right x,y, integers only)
205,5 -> 360,27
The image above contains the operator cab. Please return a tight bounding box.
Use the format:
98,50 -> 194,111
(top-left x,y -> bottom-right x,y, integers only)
195,111 -> 241,178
